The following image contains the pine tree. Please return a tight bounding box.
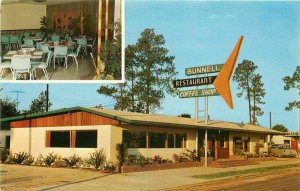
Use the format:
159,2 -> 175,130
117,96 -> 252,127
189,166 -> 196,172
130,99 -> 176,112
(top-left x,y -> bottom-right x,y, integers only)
27,91 -> 52,114
233,60 -> 266,124
98,28 -> 177,113
283,66 -> 300,111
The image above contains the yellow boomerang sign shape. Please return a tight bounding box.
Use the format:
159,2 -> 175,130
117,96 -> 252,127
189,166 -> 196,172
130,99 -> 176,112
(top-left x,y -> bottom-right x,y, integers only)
213,36 -> 244,109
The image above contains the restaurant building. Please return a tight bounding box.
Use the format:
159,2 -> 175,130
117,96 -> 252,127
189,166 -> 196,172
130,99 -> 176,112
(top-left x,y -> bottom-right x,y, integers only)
2,107 -> 283,162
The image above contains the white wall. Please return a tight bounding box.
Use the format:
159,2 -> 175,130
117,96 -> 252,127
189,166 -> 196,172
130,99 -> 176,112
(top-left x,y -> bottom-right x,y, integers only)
229,132 -> 268,155
10,125 -> 119,161
272,135 -> 292,146
1,4 -> 46,30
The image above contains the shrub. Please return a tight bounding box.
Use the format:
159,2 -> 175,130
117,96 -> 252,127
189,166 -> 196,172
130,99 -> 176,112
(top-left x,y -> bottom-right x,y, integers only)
126,154 -> 150,166
63,154 -> 82,168
52,156 -> 67,168
116,143 -> 128,166
104,161 -> 116,172
182,149 -> 200,162
34,154 -> 44,166
13,152 -> 30,164
86,149 -> 106,170
0,149 -> 10,163
23,156 -> 35,165
151,155 -> 162,164
43,152 -> 58,166
173,153 -> 189,163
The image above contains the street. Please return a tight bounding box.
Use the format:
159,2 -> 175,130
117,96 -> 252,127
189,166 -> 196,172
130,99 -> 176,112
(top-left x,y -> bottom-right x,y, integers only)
170,168 -> 300,191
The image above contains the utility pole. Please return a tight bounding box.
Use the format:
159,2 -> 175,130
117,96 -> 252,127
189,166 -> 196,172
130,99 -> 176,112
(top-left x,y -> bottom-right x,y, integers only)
10,90 -> 25,112
120,83 -> 123,111
45,84 -> 49,112
269,111 -> 272,129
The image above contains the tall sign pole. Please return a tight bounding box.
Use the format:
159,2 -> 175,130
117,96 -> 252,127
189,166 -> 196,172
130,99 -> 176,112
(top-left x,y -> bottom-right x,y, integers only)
173,36 -> 244,167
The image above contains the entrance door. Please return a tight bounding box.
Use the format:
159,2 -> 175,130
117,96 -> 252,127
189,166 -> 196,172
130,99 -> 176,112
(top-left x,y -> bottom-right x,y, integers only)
5,136 -> 10,149
211,136 -> 216,158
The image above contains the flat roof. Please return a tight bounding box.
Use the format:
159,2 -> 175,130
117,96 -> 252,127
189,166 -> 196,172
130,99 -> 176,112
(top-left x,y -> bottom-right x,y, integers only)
1,106 -> 284,135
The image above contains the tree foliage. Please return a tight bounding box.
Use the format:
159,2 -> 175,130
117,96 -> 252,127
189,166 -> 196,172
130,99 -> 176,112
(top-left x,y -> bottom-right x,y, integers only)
233,60 -> 266,125
178,113 -> 191,118
272,124 -> 288,132
0,97 -> 19,118
27,91 -> 51,114
283,66 -> 300,111
98,28 -> 177,113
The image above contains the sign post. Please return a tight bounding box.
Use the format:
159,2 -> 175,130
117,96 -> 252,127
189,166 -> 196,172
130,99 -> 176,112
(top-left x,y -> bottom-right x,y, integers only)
173,36 -> 244,167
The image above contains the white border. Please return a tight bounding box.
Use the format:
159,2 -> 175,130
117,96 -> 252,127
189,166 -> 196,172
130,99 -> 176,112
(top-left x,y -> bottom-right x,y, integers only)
1,0 -> 125,84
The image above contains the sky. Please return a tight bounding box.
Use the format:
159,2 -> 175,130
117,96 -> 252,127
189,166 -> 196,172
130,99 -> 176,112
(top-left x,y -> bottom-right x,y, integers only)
1,1 -> 299,131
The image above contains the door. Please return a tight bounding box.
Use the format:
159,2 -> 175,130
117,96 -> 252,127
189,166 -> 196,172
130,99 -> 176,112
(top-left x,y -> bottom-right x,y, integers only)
211,136 -> 216,158
5,136 -> 10,149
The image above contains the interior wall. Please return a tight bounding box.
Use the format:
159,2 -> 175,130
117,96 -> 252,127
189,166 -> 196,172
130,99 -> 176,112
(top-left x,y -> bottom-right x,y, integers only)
1,4 -> 46,30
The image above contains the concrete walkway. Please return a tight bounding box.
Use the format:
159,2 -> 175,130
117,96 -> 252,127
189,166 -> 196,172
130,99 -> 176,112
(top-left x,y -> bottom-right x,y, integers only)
38,158 -> 300,191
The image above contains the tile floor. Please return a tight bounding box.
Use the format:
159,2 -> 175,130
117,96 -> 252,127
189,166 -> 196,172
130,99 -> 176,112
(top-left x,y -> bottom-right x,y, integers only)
0,48 -> 111,80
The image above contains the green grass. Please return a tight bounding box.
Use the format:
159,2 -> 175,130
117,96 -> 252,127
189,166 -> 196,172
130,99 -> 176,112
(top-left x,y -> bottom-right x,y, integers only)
194,163 -> 300,179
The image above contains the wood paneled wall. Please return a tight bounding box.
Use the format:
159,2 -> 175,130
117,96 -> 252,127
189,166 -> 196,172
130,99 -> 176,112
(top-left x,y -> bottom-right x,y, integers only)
11,111 -> 123,128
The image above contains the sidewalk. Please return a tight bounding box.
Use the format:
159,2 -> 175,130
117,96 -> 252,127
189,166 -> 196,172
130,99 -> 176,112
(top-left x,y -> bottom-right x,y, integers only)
37,158 -> 300,191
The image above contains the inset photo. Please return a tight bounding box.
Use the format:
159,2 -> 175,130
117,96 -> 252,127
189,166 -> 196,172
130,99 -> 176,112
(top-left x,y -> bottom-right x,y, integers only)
0,0 -> 123,82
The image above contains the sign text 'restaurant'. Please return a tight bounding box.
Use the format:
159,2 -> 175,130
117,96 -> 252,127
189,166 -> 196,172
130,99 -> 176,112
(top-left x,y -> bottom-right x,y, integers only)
173,76 -> 217,88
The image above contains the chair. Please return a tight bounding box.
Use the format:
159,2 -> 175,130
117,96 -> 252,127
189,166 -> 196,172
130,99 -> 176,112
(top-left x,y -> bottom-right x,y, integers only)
77,38 -> 87,55
51,35 -> 60,42
53,46 -> 68,69
22,39 -> 34,48
9,35 -> 19,50
23,32 -> 30,38
66,45 -> 81,68
1,35 -> 10,50
32,51 -> 52,80
87,37 -> 96,52
11,57 -> 33,80
35,31 -> 42,38
0,59 -> 12,79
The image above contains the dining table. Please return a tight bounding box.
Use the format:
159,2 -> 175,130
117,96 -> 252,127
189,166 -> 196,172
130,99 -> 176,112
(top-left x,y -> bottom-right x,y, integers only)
3,50 -> 44,60
41,41 -> 75,49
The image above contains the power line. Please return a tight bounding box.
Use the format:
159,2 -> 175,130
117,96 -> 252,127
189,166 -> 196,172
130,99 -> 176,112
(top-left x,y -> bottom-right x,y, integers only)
10,90 -> 25,111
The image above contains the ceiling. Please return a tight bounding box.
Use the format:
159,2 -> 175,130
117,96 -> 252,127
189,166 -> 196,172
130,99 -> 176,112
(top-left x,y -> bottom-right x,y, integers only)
1,0 -> 97,5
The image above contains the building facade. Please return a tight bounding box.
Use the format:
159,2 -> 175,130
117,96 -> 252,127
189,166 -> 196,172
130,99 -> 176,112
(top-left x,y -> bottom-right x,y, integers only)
3,107 -> 283,162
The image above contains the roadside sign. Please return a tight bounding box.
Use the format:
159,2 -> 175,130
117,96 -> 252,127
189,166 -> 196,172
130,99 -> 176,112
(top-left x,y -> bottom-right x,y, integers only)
173,76 -> 217,88
185,64 -> 224,76
179,88 -> 219,98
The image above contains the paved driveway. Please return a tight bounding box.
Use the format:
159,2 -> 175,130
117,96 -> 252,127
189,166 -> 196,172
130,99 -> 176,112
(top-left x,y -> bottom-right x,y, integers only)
0,158 -> 299,191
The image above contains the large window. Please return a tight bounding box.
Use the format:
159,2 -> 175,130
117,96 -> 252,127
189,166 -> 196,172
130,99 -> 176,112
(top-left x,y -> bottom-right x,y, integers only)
47,130 -> 97,148
175,133 -> 186,148
123,130 -> 187,149
123,131 -> 147,148
75,131 -> 97,148
50,131 -> 70,148
149,132 -> 166,148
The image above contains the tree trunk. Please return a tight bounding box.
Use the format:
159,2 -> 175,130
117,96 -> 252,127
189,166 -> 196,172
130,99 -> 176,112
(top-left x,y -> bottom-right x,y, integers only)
246,77 -> 252,124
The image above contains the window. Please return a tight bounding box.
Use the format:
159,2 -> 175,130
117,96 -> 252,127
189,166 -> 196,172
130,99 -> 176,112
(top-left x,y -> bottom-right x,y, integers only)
149,132 -> 166,148
123,131 -> 146,148
50,131 -> 70,147
122,131 -> 187,149
175,133 -> 187,148
167,134 -> 175,148
47,130 -> 97,148
75,131 -> 97,148
220,134 -> 228,148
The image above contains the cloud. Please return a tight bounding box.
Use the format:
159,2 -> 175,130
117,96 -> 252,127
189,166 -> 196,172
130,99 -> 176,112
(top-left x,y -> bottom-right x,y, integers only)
206,14 -> 235,20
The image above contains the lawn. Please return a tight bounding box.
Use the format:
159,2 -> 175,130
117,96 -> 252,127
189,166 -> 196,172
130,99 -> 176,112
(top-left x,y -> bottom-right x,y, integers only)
194,163 -> 300,179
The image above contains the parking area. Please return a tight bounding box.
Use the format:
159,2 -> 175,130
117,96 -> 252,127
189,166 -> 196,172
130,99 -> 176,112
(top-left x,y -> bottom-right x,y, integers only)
0,158 -> 300,191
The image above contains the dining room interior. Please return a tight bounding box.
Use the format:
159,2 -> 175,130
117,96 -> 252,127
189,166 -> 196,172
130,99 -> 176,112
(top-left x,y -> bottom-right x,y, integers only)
0,0 -> 122,81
